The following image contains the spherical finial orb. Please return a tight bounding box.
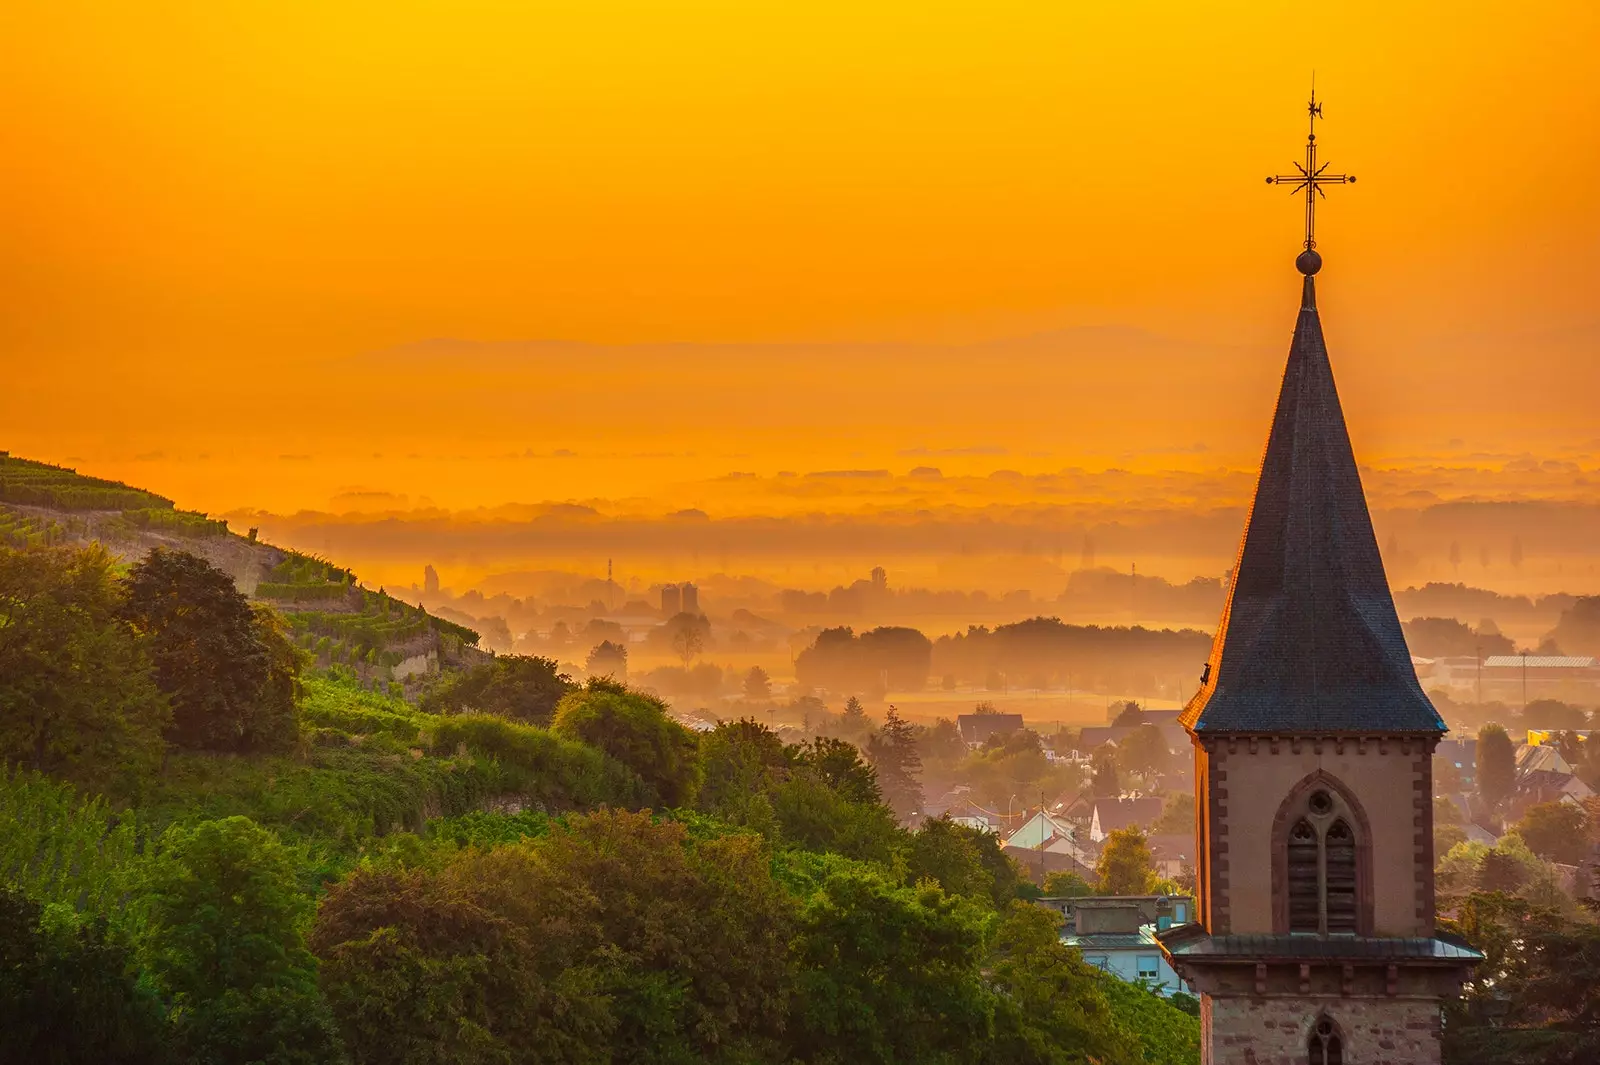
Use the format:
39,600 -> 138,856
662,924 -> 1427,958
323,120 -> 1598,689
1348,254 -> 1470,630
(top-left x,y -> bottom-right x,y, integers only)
1296,248 -> 1323,276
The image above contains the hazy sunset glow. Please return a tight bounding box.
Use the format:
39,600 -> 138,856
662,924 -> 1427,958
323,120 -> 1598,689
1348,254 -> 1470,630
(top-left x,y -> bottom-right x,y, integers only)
5,3 -> 1599,596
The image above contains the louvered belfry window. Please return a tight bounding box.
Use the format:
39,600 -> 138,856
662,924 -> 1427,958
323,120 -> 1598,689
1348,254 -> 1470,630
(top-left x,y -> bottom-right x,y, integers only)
1283,788 -> 1362,935
1324,820 -> 1358,933
1287,819 -> 1320,932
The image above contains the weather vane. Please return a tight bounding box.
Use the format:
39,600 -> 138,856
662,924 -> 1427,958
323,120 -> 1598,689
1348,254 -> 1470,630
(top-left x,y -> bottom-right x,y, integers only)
1266,83 -> 1355,275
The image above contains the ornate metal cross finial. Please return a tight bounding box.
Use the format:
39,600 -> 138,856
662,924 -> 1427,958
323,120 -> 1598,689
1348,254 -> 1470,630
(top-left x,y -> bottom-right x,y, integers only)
1266,84 -> 1356,273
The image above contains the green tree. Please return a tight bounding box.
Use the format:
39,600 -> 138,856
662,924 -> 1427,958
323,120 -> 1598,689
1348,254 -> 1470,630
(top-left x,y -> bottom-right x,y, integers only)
793,736 -> 881,805
534,811 -> 793,1063
1478,849 -> 1530,894
1090,749 -> 1121,798
418,654 -> 573,725
866,705 -> 923,820
667,614 -> 707,666
314,862 -> 586,1065
1091,968 -> 1205,1064
122,548 -> 281,752
1477,723 -> 1516,812
1442,891 -> 1600,1064
1096,826 -> 1157,895
315,811 -> 791,1065
142,817 -> 318,1000
770,769 -> 903,865
0,887 -> 167,1064
743,665 -> 772,702
142,817 -> 342,1065
905,816 -> 1022,909
917,717 -> 968,768
1115,723 -> 1171,779
550,679 -> 700,807
1435,822 -> 1469,859
1111,701 -> 1144,726
0,544 -> 168,793
985,902 -> 1144,1065
839,694 -> 870,737
244,604 -> 304,753
172,985 -> 345,1065
791,870 -> 992,1064
696,718 -> 789,832
585,640 -> 629,682
1522,698 -> 1588,731
1043,870 -> 1095,898
1514,801 -> 1591,865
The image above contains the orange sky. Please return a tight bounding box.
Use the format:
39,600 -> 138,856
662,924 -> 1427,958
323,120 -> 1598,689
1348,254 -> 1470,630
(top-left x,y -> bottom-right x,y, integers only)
4,2 -> 1599,520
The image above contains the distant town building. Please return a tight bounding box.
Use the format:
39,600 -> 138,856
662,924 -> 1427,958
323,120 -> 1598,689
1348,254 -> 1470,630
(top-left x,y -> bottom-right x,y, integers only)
1527,729 -> 1596,748
1004,810 -> 1096,881
660,584 -> 681,616
1056,895 -> 1194,996
1482,654 -> 1599,673
1144,833 -> 1195,881
1436,737 -> 1478,787
956,712 -> 1025,748
680,582 -> 699,614
1086,796 -> 1164,843
923,785 -> 1006,832
1079,719 -> 1188,755
1477,655 -> 1600,702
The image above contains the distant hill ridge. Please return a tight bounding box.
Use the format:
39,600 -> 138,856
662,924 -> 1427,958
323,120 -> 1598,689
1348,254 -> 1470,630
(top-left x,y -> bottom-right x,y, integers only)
0,451 -> 482,688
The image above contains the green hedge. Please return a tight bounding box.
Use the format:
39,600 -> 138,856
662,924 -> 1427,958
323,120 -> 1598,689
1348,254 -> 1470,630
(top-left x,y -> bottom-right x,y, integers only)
426,714 -> 641,810
0,455 -> 174,511
120,507 -> 230,538
258,582 -> 350,603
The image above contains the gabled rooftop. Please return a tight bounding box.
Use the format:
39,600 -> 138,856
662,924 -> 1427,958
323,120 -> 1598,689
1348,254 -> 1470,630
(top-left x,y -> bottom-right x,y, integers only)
1181,274 -> 1444,735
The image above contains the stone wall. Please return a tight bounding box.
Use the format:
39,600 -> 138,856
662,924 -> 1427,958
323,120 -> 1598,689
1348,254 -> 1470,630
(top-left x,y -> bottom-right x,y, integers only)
1203,994 -> 1442,1065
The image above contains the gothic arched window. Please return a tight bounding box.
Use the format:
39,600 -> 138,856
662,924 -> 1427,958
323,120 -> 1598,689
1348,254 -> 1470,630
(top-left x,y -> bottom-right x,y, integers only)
1308,1016 -> 1343,1065
1275,780 -> 1369,936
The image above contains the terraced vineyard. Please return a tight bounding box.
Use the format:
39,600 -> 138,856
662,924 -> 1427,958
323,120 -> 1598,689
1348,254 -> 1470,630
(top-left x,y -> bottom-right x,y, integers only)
0,451 -> 483,694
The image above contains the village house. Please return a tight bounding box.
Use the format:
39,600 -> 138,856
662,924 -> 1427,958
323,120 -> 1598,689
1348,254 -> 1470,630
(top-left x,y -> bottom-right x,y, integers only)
1054,895 -> 1195,997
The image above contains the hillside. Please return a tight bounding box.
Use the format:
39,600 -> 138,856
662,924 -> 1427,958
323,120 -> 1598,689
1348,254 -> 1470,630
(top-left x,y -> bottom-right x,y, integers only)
0,451 -> 482,689
0,500 -> 1204,1064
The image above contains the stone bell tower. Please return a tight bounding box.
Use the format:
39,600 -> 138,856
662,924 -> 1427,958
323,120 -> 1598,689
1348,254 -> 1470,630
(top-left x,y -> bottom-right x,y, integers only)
1156,93 -> 1480,1065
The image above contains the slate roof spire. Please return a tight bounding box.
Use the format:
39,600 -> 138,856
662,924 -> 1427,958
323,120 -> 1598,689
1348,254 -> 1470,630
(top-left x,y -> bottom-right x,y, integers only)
1180,267 -> 1444,734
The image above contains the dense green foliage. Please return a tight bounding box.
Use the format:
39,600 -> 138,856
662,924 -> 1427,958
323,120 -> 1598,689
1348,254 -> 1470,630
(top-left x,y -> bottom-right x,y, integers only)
0,544 -> 169,791
0,505 -> 79,548
419,654 -> 573,723
0,771 -> 145,917
1096,826 -> 1158,896
0,540 -> 1202,1064
0,887 -> 168,1063
124,548 -> 302,754
1442,891 -> 1600,1064
550,679 -> 701,807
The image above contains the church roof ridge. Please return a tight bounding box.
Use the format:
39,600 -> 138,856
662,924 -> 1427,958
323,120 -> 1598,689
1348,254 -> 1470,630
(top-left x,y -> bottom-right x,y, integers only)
1180,271 -> 1445,735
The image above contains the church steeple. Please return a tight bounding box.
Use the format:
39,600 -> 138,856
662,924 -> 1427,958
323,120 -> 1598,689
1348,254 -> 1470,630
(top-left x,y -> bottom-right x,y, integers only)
1181,90 -> 1441,736
1159,93 -> 1478,1065
1180,266 -> 1443,734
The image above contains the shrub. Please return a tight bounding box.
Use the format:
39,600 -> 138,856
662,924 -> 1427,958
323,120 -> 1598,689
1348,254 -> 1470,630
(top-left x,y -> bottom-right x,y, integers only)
428,714 -> 641,810
550,680 -> 700,807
